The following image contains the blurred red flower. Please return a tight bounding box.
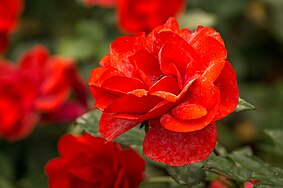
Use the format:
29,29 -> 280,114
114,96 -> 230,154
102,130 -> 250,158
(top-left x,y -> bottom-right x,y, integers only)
81,0 -> 184,33
88,17 -> 239,166
19,45 -> 88,122
0,61 -> 38,141
0,0 -> 23,53
45,133 -> 145,188
0,45 -> 87,141
118,0 -> 185,33
82,0 -> 116,8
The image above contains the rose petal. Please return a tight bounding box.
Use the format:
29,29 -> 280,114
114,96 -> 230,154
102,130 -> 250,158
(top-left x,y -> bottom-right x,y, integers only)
90,87 -> 118,110
45,158 -> 71,188
102,76 -> 147,95
171,103 -> 207,120
141,100 -> 175,120
110,33 -> 146,77
99,113 -> 140,141
88,67 -> 122,87
114,100 -> 175,121
120,149 -> 145,188
104,94 -> 161,114
159,38 -> 198,85
185,78 -> 220,110
132,50 -> 162,87
214,61 -> 239,120
148,75 -> 180,102
160,102 -> 218,132
189,26 -> 225,46
143,120 -> 217,166
42,102 -> 86,122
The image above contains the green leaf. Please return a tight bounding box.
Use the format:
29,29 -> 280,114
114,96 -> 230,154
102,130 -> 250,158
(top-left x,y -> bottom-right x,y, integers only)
252,166 -> 283,187
261,129 -> 283,156
75,110 -> 146,145
0,178 -> 13,188
201,146 -> 283,187
0,152 -> 13,181
235,98 -> 256,112
166,163 -> 206,187
74,110 -> 102,137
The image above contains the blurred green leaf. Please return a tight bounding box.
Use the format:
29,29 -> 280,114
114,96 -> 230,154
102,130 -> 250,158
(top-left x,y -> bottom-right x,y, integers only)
203,147 -> 283,187
252,166 -> 283,187
166,163 -> 205,187
0,178 -> 13,188
235,98 -> 256,112
179,9 -> 217,29
261,129 -> 283,156
74,110 -> 102,137
0,152 -> 13,181
75,110 -> 146,145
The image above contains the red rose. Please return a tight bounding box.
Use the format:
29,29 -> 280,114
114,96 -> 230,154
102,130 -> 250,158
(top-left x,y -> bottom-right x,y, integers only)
0,45 -> 88,141
19,45 -> 88,122
0,60 -> 38,141
118,0 -> 185,33
82,0 -> 116,8
45,133 -> 145,188
0,0 -> 23,53
88,17 -> 239,166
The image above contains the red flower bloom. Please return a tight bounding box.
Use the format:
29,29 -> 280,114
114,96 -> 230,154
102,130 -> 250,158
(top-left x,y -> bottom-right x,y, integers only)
46,133 -> 145,188
0,0 -> 23,53
0,45 -> 87,141
0,60 -> 38,141
19,45 -> 88,122
82,0 -> 116,8
88,17 -> 239,166
118,0 -> 185,33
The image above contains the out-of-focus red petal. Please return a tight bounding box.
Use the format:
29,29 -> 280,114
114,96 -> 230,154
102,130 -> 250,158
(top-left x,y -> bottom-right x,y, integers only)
0,33 -> 8,53
57,134 -> 84,157
0,0 -> 23,31
35,86 -> 70,112
110,33 -> 146,77
132,50 -> 162,87
42,102 -> 86,122
102,76 -> 147,95
45,158 -> 72,188
214,61 -> 239,120
69,166 -> 103,183
99,113 -> 140,141
143,120 -> 217,166
104,94 -> 161,114
114,169 -> 127,188
64,64 -> 87,108
120,149 -> 145,188
5,112 -> 39,142
171,103 -> 207,120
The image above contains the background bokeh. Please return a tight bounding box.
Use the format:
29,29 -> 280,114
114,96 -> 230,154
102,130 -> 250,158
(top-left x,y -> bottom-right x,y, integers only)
1,0 -> 283,187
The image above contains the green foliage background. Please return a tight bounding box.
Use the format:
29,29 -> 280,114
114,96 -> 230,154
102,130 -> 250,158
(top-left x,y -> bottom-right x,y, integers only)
1,0 -> 283,187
